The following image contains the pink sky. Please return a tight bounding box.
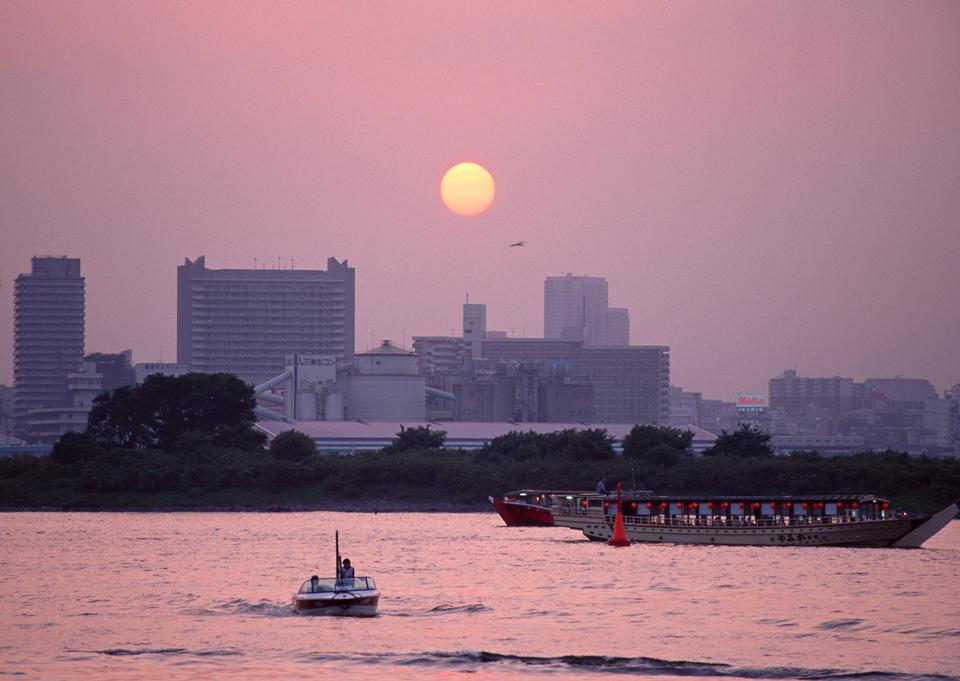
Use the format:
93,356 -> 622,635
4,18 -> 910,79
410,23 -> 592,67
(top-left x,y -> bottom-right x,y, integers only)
1,2 -> 958,400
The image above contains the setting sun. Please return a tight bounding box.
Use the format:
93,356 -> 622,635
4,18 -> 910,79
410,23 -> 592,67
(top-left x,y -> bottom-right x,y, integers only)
440,162 -> 495,217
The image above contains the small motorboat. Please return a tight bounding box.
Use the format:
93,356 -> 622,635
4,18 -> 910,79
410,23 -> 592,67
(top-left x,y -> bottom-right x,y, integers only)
293,531 -> 380,616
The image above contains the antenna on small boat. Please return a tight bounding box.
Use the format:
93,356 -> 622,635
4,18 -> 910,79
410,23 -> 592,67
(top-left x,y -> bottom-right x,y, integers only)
336,530 -> 342,577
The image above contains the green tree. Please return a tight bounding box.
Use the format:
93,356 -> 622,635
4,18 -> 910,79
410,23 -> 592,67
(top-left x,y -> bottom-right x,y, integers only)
270,430 -> 318,461
622,425 -> 693,465
383,425 -> 447,454
703,423 -> 773,458
86,373 -> 266,452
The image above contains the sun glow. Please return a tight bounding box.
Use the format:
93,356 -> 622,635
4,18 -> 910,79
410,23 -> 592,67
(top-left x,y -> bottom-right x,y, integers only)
440,162 -> 495,216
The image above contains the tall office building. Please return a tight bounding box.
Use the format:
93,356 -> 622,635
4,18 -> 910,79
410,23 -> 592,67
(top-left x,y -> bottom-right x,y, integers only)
462,303 -> 486,365
177,256 -> 355,385
13,257 -> 85,434
544,274 -> 630,346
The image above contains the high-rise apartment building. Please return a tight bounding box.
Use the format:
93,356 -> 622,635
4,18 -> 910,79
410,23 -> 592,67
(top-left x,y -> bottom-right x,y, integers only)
177,256 -> 355,385
13,257 -> 85,435
544,274 -> 630,346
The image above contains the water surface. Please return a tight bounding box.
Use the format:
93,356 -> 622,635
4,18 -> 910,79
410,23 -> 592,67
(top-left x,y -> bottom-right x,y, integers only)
1,512 -> 957,680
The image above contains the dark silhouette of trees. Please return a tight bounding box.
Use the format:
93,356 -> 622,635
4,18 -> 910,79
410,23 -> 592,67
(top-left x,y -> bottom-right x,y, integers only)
703,423 -> 773,458
50,432 -> 104,465
84,373 -> 265,452
622,425 -> 694,466
269,430 -> 318,461
383,425 -> 447,454
477,428 -> 615,462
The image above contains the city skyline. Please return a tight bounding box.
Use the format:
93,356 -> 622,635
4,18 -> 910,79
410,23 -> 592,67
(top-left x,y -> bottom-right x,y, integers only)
2,3 -> 959,400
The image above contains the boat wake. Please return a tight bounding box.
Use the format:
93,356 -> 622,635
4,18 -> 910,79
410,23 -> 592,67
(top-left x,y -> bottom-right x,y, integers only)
303,650 -> 959,681
426,603 -> 490,614
70,647 -> 242,657
183,598 -> 296,617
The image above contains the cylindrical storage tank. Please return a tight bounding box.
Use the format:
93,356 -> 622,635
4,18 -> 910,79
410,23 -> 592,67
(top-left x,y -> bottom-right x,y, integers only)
346,375 -> 426,421
323,391 -> 345,422
296,392 -> 318,420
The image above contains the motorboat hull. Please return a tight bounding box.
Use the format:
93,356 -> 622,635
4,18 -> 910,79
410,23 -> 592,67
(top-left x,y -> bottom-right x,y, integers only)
489,496 -> 553,527
293,590 -> 380,616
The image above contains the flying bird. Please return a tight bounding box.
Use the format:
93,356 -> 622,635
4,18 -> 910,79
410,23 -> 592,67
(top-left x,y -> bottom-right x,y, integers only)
509,241 -> 526,248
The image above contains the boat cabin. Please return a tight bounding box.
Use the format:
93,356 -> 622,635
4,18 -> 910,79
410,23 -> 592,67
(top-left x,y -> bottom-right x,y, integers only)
556,494 -> 897,526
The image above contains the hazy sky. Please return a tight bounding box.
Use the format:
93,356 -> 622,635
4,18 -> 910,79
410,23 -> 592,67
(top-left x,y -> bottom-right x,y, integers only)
2,2 -> 958,400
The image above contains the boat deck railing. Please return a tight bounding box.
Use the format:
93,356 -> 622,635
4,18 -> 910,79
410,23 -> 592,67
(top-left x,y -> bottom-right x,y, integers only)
299,576 -> 377,593
558,509 -> 896,528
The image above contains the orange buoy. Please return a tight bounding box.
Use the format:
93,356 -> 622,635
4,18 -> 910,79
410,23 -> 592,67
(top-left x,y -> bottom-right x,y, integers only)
608,481 -> 631,547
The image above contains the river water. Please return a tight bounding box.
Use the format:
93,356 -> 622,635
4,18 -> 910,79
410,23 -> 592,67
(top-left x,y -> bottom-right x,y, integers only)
1,512 -> 957,680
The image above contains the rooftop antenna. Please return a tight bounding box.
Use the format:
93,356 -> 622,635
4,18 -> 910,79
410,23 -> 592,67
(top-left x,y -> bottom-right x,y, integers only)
291,258 -> 295,270
254,257 -> 258,270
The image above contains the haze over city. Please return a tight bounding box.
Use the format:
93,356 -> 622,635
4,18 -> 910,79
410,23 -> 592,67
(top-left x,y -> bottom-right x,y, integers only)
2,2 -> 958,399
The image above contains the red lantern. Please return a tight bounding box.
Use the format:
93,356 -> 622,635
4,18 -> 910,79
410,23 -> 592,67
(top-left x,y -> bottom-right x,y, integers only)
707,502 -> 714,509
837,502 -> 844,509
802,502 -> 809,510
646,502 -> 653,509
581,499 -> 588,508
721,502 -> 729,509
659,502 -> 667,510
851,501 -> 859,509
770,502 -> 778,510
688,502 -> 698,510
882,502 -> 889,510
630,501 -> 638,510
603,502 -> 609,509
751,502 -> 760,510
738,502 -> 745,510
676,502 -> 683,509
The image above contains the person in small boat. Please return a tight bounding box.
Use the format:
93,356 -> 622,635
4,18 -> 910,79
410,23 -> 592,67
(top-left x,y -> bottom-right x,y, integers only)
310,575 -> 320,592
338,558 -> 355,585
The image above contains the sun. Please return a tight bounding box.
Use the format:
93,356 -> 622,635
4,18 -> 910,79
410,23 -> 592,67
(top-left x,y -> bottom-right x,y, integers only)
440,162 -> 495,217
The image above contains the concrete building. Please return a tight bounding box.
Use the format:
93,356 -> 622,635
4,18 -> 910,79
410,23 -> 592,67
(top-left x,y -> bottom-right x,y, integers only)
14,257 -> 85,438
24,361 -> 102,443
135,362 -> 189,383
84,350 -> 135,391
0,385 -> 15,443
580,346 -> 670,424
412,336 -> 463,376
177,255 -> 355,385
544,274 -> 608,345
342,341 -> 425,422
669,386 -> 703,428
768,369 -> 861,414
482,337 -> 669,425
600,307 -> 630,346
462,303 -> 486,365
544,274 -> 630,346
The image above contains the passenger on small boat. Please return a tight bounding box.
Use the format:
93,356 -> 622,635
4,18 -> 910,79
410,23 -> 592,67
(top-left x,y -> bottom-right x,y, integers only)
338,558 -> 355,586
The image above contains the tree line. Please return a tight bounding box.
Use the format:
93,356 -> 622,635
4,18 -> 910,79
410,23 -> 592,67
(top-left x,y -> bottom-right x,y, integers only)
0,373 -> 957,512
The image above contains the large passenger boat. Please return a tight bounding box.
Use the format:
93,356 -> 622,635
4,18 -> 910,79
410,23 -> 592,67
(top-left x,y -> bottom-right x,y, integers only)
550,492 -> 958,547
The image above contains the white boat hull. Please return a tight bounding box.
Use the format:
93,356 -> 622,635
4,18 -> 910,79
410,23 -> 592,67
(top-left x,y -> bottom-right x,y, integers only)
555,501 -> 958,548
293,589 -> 380,616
